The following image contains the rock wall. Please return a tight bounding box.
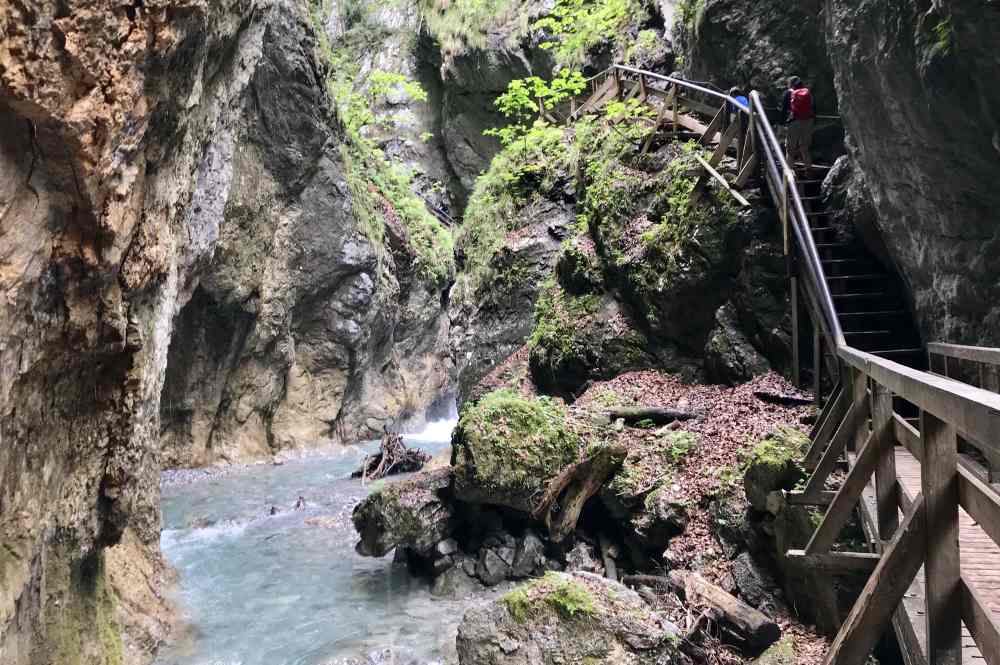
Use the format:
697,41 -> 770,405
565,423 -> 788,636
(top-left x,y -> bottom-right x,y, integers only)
0,0 -> 454,661
158,0 -> 458,467
824,0 -> 1000,345
0,1 -> 260,661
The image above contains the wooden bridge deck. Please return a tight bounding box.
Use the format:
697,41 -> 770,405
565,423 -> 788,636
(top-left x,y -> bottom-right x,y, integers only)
876,449 -> 999,665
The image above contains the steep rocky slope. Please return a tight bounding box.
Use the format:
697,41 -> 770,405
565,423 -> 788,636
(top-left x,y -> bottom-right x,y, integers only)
0,0 -> 455,661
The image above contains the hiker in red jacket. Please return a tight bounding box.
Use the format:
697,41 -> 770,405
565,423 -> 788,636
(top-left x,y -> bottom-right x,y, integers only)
781,76 -> 815,173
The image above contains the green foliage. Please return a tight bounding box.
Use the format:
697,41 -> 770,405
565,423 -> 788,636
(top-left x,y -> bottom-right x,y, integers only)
534,0 -> 648,66
931,16 -> 955,56
309,2 -> 454,290
625,28 -> 662,66
419,0 -> 529,55
502,573 -> 596,623
742,425 -> 809,472
661,429 -> 696,464
528,280 -> 601,357
454,122 -> 570,300
610,430 -> 700,501
675,0 -> 705,34
486,70 -> 586,146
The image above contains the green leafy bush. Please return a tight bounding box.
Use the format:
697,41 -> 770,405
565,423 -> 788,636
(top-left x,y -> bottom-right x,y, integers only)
534,0 -> 649,66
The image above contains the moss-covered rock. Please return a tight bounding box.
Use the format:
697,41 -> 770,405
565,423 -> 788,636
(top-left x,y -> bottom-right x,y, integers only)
743,427 -> 809,512
587,143 -> 748,353
601,430 -> 698,553
527,283 -> 654,398
457,571 -> 681,664
353,469 -> 456,557
452,390 -> 584,512
754,636 -> 797,665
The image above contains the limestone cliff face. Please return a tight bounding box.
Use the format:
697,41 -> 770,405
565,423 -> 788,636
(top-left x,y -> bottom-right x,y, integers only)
157,0 -> 460,467
0,1 -> 258,662
0,0 -> 455,661
824,0 -> 1000,345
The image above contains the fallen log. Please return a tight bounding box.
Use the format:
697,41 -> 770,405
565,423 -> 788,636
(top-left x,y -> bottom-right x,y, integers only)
668,570 -> 781,654
621,574 -> 672,589
753,390 -> 813,406
606,406 -> 698,425
352,430 -> 430,482
531,444 -> 626,543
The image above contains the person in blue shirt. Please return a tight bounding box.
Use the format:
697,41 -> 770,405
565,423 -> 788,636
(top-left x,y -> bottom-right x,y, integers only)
727,86 -> 749,136
729,87 -> 749,114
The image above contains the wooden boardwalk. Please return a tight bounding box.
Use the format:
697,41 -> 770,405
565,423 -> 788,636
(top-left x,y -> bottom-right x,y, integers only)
891,449 -> 998,665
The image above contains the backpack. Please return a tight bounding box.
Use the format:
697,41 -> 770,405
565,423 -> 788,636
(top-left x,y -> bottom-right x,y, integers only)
790,88 -> 813,120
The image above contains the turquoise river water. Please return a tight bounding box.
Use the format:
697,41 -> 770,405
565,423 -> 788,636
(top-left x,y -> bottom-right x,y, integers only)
153,418 -> 485,665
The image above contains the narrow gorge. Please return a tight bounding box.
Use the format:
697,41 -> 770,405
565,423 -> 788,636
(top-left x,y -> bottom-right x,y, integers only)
0,1 -> 997,665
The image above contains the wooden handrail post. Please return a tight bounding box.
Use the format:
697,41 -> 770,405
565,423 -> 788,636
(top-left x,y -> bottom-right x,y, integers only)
813,325 -> 821,405
920,410 -> 962,665
792,278 -> 800,387
872,383 -> 898,545
672,83 -> 678,131
849,366 -> 868,454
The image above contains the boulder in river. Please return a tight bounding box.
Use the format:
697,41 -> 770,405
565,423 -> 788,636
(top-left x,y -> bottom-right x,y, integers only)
352,469 -> 455,557
456,571 -> 681,664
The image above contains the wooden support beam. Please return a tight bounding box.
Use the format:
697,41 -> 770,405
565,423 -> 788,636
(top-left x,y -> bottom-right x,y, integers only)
962,578 -> 1000,665
802,399 -> 869,500
872,384 -> 899,544
787,490 -> 837,506
805,386 -> 849,470
920,411 -> 962,665
810,382 -> 844,440
700,105 -> 726,146
823,494 -> 927,665
792,279 -> 800,387
786,549 -> 880,573
849,368 -> 869,454
640,100 -> 671,156
894,413 -> 923,461
734,150 -> 757,188
806,429 -> 881,555
694,155 -> 750,207
814,325 -> 822,405
958,463 -> 1000,547
897,411 -> 1000,546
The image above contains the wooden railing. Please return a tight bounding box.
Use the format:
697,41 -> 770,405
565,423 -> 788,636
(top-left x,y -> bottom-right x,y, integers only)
576,65 -> 1000,665
929,343 -> 1000,483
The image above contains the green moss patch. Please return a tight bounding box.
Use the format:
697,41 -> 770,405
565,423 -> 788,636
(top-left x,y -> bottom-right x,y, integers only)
609,430 -> 700,505
452,389 -> 584,510
742,426 -> 810,511
502,572 -> 597,624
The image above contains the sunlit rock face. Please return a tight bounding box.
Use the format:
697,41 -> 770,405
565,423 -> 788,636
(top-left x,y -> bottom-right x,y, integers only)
0,1 -> 257,662
0,0 -> 453,661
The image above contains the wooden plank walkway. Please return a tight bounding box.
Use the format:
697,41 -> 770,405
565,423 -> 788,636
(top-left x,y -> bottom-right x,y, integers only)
892,448 -> 997,664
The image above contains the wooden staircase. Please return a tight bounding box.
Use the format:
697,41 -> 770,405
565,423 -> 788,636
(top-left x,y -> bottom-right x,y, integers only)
795,177 -> 926,372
